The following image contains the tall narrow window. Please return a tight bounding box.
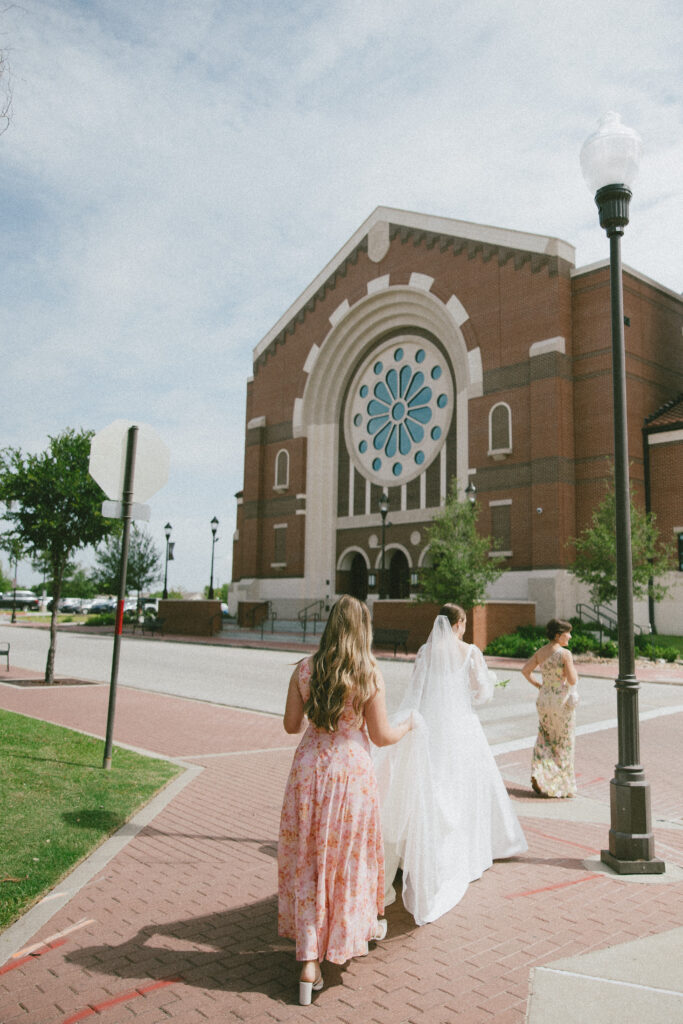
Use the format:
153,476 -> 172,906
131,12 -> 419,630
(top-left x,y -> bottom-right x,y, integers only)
273,524 -> 287,566
274,449 -> 289,490
488,403 -> 512,458
490,501 -> 512,554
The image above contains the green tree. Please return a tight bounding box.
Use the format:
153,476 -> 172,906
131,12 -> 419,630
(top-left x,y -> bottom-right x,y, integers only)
92,524 -> 162,603
418,479 -> 507,608
570,484 -> 672,606
0,429 -> 114,682
0,560 -> 13,592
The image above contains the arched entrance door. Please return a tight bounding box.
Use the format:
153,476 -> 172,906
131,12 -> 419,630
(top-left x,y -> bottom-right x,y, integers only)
388,550 -> 410,599
349,552 -> 368,601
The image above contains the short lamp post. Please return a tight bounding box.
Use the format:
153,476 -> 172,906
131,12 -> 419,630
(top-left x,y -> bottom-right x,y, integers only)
378,492 -> 389,600
208,516 -> 219,599
162,522 -> 172,600
580,112 -> 664,874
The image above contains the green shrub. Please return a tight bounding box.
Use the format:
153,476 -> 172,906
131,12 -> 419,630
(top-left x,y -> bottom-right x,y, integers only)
484,633 -> 543,658
84,612 -> 116,626
598,640 -> 618,658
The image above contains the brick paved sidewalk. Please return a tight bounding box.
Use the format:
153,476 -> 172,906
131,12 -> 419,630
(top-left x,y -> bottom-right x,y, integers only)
1,678 -> 682,1024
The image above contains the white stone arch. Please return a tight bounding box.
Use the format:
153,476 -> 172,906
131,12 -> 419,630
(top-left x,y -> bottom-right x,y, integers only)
488,401 -> 512,458
418,544 -> 433,568
372,541 -> 413,570
296,285 -> 476,595
274,448 -> 289,489
337,546 -> 370,571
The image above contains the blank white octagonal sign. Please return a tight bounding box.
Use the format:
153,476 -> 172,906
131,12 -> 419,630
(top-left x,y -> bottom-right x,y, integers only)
89,420 -> 169,503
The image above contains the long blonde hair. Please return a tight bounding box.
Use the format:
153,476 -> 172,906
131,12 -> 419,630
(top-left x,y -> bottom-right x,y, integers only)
305,595 -> 378,732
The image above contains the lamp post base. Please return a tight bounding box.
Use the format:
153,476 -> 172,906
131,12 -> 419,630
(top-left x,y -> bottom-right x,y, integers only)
600,775 -> 665,874
601,849 -> 665,875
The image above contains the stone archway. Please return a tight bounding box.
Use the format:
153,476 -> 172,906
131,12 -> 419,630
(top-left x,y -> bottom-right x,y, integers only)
388,549 -> 410,599
349,552 -> 368,600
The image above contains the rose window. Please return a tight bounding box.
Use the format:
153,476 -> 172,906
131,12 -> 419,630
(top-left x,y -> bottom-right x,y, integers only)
345,338 -> 453,487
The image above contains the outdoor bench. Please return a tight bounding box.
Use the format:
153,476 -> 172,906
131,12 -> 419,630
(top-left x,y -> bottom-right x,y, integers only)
141,617 -> 165,635
372,628 -> 409,656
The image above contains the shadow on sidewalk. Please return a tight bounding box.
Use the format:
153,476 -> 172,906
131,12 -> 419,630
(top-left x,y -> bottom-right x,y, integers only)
65,896 -> 418,1001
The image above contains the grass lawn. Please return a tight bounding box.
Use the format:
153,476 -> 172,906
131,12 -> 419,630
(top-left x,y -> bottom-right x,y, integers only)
0,710 -> 181,930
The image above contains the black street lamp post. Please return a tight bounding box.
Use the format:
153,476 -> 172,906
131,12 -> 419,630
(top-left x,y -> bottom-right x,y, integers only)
378,492 -> 389,600
580,113 -> 664,874
465,480 -> 476,504
208,516 -> 219,599
162,522 -> 172,600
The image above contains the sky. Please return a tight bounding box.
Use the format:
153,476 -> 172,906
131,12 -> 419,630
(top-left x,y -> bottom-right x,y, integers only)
1,0 -> 681,594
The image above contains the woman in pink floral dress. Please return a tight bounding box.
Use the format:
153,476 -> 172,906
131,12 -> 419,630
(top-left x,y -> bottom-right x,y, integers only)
522,618 -> 579,798
278,596 -> 412,1004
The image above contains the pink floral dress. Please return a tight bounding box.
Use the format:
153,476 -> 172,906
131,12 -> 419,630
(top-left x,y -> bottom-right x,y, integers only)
531,649 -> 577,798
278,658 -> 384,964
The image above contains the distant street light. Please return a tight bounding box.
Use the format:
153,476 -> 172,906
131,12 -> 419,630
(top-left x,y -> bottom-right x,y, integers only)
208,516 -> 219,599
162,522 -> 172,600
465,480 -> 477,504
580,112 -> 663,875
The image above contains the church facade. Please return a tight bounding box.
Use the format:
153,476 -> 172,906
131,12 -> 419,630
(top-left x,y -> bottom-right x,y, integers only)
230,208 -> 683,632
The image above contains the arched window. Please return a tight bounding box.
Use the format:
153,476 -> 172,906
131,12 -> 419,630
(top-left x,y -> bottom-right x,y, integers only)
488,403 -> 512,458
274,449 -> 289,490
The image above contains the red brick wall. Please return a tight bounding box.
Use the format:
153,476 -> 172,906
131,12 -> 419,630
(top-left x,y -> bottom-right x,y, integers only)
158,600 -> 222,637
372,600 -> 536,653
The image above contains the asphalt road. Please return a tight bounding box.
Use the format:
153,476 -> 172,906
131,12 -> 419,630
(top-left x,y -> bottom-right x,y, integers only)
3,621 -> 683,752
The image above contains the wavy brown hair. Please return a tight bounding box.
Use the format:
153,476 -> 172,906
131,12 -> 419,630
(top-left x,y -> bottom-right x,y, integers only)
304,595 -> 378,732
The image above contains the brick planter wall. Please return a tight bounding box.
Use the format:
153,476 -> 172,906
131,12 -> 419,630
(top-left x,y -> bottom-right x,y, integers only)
371,600 -> 536,653
158,600 -> 222,637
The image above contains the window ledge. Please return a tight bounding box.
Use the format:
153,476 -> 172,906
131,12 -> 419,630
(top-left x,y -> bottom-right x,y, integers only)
270,562 -> 287,569
273,485 -> 288,492
488,448 -> 512,461
489,550 -> 513,558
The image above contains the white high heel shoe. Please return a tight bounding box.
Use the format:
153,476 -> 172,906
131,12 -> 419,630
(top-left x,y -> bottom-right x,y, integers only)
372,918 -> 388,941
299,973 -> 324,1005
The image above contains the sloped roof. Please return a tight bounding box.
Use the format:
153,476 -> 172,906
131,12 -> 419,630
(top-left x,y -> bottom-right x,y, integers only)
644,393 -> 683,432
253,206 -> 576,364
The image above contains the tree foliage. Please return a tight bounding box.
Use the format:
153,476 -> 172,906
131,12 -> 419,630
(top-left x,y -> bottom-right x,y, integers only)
0,429 -> 114,682
418,479 -> 507,608
570,484 -> 672,606
92,524 -> 162,599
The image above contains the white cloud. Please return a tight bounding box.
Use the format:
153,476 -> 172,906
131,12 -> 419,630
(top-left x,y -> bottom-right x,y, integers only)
1,0 -> 681,592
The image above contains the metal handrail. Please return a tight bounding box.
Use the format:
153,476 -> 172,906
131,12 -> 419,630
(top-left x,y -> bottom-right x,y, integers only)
575,602 -> 643,640
260,601 -> 278,639
298,600 -> 325,643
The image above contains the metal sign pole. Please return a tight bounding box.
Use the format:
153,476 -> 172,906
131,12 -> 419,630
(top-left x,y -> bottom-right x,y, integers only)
102,425 -> 138,770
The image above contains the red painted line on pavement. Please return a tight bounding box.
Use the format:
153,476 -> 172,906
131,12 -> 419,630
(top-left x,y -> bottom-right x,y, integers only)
507,872 -> 603,899
523,825 -> 599,853
60,978 -> 181,1024
0,938 -> 68,974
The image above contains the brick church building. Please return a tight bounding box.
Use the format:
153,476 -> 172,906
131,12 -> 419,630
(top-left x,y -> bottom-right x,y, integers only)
230,207 -> 682,633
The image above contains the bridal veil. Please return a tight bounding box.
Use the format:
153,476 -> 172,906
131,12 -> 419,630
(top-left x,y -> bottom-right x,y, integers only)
373,615 -> 527,925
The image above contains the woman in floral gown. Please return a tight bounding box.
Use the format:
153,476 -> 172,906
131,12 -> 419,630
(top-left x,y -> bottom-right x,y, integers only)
278,596 -> 412,1005
522,618 -> 578,798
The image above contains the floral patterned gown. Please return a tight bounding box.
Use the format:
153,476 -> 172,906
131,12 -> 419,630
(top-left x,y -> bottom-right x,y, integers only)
278,658 -> 384,964
531,649 -> 577,798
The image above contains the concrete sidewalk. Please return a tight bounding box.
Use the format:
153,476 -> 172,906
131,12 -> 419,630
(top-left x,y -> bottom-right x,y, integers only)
1,671 -> 682,1023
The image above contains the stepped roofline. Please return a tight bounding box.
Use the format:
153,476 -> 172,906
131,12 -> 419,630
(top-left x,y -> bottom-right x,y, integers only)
253,206 -> 576,361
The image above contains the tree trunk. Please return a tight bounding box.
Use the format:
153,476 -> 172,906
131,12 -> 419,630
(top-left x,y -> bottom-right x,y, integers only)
45,568 -> 63,684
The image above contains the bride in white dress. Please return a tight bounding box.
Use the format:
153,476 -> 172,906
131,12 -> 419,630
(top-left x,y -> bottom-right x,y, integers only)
373,604 -> 527,925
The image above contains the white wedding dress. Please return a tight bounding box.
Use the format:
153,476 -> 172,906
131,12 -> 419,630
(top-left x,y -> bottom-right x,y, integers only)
373,615 -> 527,925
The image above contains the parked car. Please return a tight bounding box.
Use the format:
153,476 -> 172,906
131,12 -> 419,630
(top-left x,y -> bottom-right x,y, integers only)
0,590 -> 41,611
86,598 -> 117,615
